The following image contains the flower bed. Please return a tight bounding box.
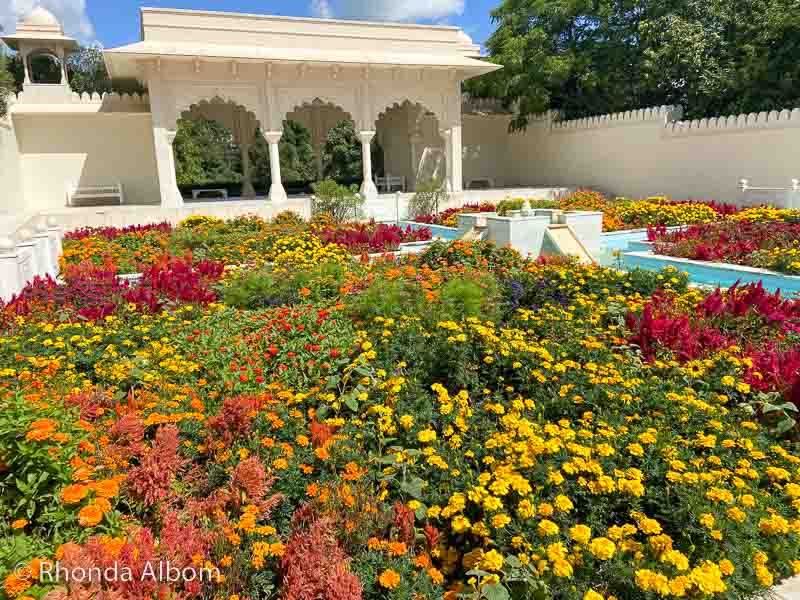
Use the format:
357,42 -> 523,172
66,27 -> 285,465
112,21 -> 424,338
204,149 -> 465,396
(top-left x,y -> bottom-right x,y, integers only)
2,237 -> 800,600
413,191 -> 743,232
60,215 -> 432,274
649,220 -> 800,275
318,223 -> 432,254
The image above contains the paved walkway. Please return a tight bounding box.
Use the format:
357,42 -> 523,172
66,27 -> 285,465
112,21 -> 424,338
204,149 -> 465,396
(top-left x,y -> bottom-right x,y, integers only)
775,577 -> 800,599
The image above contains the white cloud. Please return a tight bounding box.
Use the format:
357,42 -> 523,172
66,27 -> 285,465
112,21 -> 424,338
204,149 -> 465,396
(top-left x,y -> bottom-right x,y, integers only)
310,0 -> 333,18
310,0 -> 465,22
0,0 -> 95,42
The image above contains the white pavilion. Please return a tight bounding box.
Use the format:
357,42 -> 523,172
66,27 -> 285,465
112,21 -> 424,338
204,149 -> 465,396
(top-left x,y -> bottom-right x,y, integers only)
2,6 -> 508,214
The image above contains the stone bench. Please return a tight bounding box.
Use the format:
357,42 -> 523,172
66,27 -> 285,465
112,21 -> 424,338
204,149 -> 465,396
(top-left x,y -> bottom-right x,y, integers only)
66,183 -> 124,207
191,188 -> 228,201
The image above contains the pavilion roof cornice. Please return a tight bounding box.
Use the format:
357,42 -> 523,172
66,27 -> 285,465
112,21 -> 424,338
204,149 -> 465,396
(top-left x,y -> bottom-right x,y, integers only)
105,43 -> 500,80
105,6 -> 498,81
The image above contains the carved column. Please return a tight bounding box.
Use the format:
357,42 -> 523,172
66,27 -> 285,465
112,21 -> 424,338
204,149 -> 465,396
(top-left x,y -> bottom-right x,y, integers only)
147,73 -> 183,208
162,131 -> 185,208
450,123 -> 463,193
358,130 -> 378,200
263,130 -> 287,203
439,128 -> 454,192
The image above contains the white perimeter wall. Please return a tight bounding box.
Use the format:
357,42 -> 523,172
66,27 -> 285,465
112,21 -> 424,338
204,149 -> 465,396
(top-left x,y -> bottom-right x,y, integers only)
476,106 -> 800,204
2,104 -> 800,222
12,113 -> 161,211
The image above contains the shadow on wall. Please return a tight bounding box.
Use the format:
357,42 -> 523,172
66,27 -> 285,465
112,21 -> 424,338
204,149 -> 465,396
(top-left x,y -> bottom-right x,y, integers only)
12,114 -> 161,210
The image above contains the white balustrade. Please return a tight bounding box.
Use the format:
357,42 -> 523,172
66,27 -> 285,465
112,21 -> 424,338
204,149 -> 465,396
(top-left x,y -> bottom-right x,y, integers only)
738,178 -> 800,208
0,216 -> 64,303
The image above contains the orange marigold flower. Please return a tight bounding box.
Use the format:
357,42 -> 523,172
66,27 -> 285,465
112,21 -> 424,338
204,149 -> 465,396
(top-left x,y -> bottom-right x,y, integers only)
61,484 -> 89,504
11,519 -> 28,530
91,479 -> 120,499
72,466 -> 93,482
3,571 -> 32,598
428,567 -> 444,585
94,497 -> 113,514
25,429 -> 52,442
378,569 -> 401,589
388,541 -> 408,557
78,504 -> 104,527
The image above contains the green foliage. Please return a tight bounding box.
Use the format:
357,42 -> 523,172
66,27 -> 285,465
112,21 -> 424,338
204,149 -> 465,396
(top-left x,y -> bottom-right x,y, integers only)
222,262 -> 349,309
322,120 -> 363,180
173,118 -> 242,185
322,120 -> 384,182
473,0 -> 800,128
0,53 -> 14,119
0,392 -> 81,531
65,46 -> 111,95
408,179 -> 448,219
312,179 -> 364,223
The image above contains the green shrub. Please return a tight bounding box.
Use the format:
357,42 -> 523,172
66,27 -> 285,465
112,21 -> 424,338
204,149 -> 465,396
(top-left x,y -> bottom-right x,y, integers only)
312,179 -> 364,223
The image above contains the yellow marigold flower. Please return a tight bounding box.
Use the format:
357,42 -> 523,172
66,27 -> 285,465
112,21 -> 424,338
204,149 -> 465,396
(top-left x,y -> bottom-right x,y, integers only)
451,515 -> 471,533
537,519 -> 560,537
554,495 -> 574,512
480,549 -> 504,572
417,429 -> 437,443
719,560 -> 735,576
491,513 -> 511,529
726,507 -> 746,523
699,513 -> 715,529
583,591 -> 604,600
588,538 -> 616,561
378,569 -> 401,589
570,524 -> 592,545
552,558 -> 573,578
399,415 -> 414,430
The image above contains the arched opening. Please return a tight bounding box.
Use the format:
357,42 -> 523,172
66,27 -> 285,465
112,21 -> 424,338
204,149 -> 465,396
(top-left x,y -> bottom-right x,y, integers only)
27,49 -> 63,84
284,98 -> 383,190
374,100 -> 443,193
175,98 -> 261,200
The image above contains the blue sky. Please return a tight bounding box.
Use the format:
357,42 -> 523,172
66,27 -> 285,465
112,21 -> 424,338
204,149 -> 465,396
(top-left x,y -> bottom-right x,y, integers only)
2,1 -> 501,50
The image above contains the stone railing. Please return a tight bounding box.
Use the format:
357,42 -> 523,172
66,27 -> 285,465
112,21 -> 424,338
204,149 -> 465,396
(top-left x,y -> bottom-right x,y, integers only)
10,90 -> 151,113
0,215 -> 63,303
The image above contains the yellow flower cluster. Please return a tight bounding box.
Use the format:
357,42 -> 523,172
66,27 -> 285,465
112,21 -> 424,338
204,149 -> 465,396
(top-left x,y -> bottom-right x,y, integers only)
729,206 -> 800,223
616,198 -> 720,228
267,233 -> 349,271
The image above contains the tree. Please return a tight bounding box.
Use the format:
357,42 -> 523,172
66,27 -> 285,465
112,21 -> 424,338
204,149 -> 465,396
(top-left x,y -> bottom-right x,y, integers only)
322,120 -> 383,182
0,52 -> 14,119
66,45 -> 112,95
173,118 -> 242,186
472,0 -> 800,129
322,120 -> 363,180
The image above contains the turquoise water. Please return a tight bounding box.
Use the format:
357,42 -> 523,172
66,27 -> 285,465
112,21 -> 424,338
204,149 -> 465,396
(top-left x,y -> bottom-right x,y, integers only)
404,222 -> 799,294
603,230 -> 800,295
404,221 -> 460,241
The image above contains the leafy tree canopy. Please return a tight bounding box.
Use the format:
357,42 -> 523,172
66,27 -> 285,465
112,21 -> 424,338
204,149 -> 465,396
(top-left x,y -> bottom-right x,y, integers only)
0,53 -> 14,119
322,120 -> 383,182
469,0 -> 800,129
